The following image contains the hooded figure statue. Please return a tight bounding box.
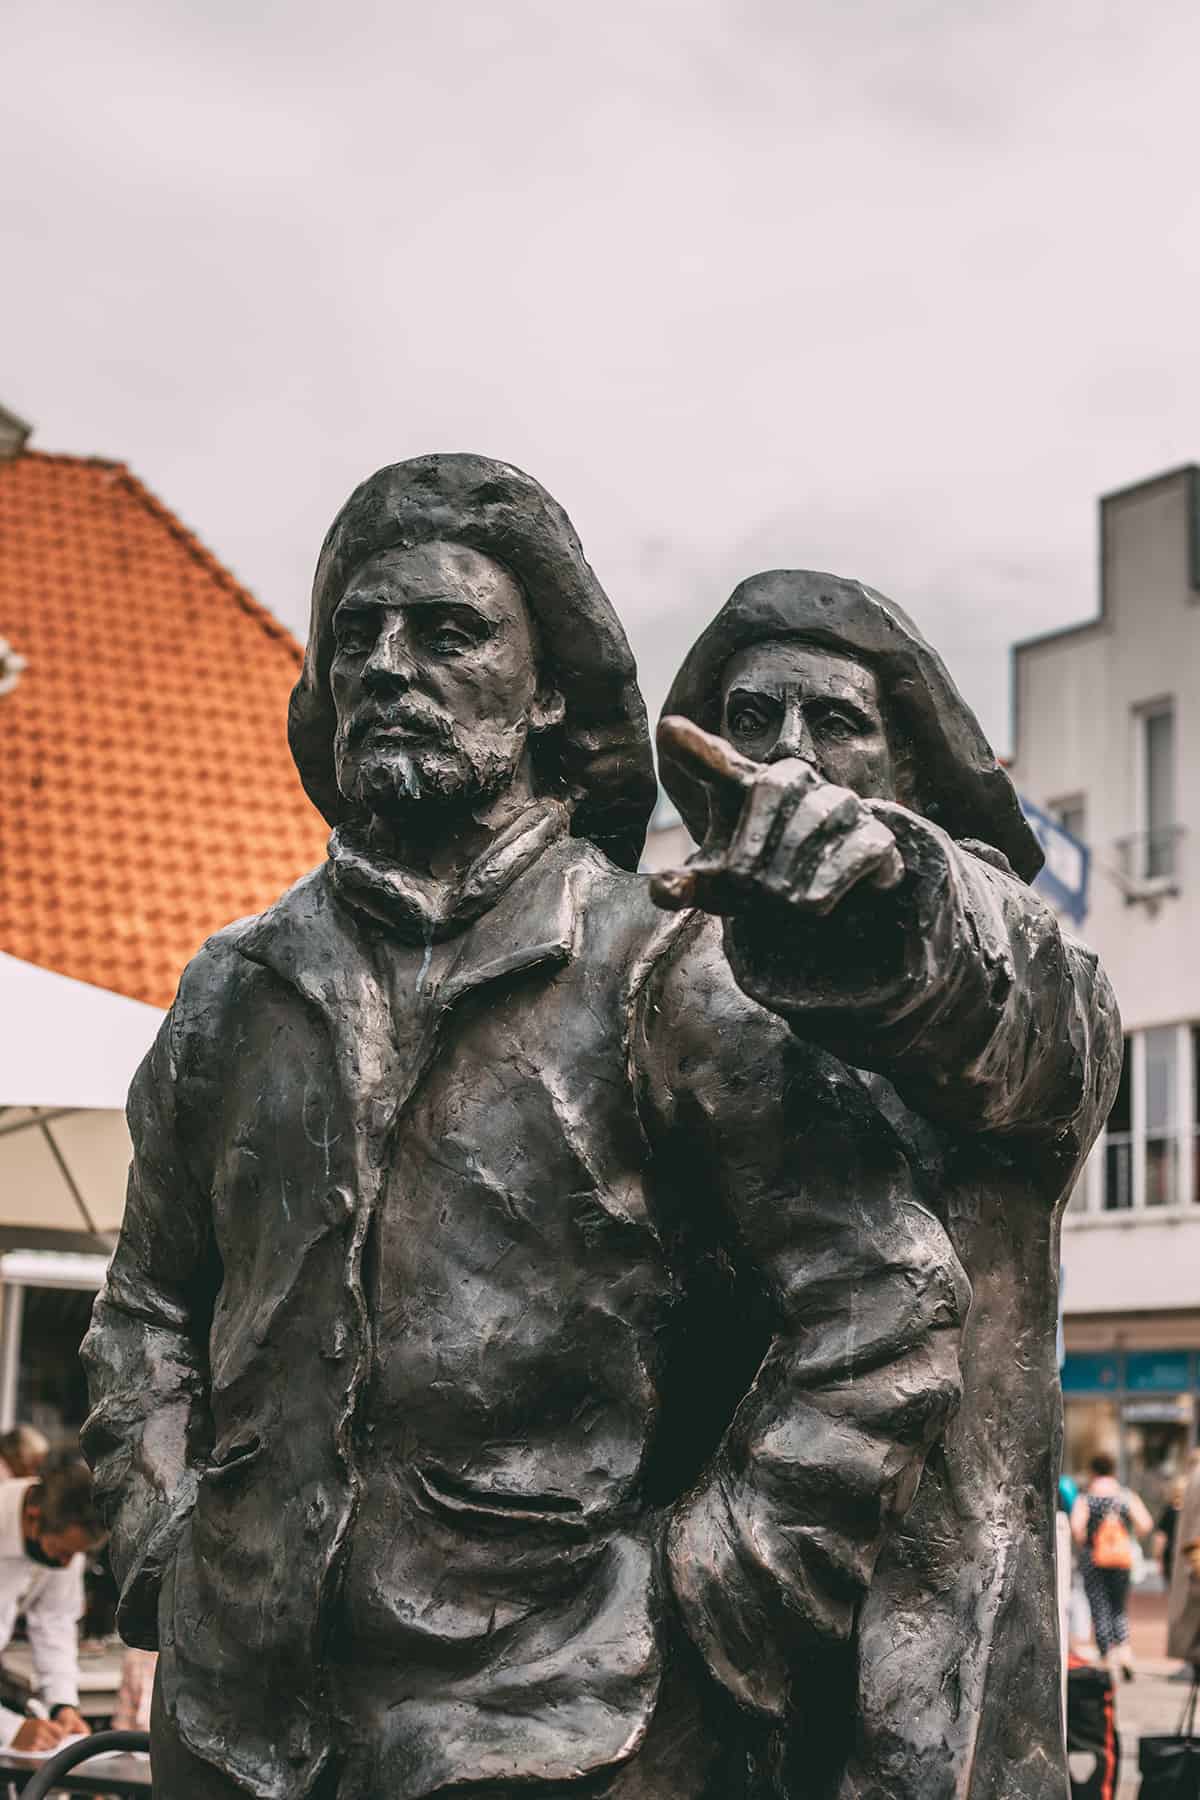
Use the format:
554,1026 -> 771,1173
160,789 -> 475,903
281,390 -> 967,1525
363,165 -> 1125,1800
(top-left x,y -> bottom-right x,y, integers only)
650,568 -> 1122,1798
83,477 -> 1113,1800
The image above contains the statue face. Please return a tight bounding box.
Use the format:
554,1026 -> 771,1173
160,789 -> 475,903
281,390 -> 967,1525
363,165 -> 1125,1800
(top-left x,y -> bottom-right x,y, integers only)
330,541 -> 555,824
718,641 -> 898,801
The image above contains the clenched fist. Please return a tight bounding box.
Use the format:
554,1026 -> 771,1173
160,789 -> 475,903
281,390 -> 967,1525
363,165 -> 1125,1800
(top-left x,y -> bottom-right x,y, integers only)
650,716 -> 905,917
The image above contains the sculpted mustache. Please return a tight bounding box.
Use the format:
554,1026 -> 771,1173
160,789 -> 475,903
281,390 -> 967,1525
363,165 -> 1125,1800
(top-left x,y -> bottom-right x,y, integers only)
348,706 -> 457,748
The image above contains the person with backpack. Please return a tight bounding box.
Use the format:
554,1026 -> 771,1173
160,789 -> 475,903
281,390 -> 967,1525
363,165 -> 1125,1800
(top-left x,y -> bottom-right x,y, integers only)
1071,1453 -> 1154,1680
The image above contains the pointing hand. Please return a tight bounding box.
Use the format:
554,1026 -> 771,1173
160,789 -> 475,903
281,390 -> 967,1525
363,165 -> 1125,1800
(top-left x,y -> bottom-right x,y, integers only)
650,716 -> 905,917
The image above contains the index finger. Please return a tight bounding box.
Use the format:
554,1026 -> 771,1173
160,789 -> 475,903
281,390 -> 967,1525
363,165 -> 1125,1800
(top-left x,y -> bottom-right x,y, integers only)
656,715 -> 759,794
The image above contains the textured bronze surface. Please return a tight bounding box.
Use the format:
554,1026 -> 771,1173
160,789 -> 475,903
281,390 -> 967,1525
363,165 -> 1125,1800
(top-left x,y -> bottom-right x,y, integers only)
83,465 -> 1119,1798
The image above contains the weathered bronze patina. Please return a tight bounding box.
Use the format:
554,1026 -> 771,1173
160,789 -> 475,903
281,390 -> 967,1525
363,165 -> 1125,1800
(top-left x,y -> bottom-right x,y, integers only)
83,469 -> 1119,1799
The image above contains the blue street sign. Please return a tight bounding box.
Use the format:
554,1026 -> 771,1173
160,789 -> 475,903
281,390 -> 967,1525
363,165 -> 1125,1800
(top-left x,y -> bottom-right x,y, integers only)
1019,797 -> 1090,927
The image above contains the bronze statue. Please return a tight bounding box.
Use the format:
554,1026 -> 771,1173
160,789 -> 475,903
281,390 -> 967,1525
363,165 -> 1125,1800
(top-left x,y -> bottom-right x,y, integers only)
82,463 -> 1119,1799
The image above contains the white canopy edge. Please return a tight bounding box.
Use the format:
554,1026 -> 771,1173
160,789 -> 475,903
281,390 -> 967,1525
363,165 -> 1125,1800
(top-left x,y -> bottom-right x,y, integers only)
0,952 -> 164,1108
0,1249 -> 108,1290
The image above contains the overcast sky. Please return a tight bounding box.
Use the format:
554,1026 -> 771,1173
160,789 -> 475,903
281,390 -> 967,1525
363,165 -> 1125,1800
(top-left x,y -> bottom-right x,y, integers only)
6,0 -> 1200,754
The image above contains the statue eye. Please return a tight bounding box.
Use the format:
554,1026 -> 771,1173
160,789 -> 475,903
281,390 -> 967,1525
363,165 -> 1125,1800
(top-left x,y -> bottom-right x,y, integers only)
419,610 -> 485,656
729,706 -> 767,736
427,626 -> 474,656
334,616 -> 375,655
816,708 -> 861,740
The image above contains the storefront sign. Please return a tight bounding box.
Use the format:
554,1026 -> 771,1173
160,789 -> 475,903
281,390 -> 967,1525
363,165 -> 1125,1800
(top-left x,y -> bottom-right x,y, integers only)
1121,1398 -> 1191,1424
1061,1352 -> 1121,1394
1124,1350 -> 1194,1393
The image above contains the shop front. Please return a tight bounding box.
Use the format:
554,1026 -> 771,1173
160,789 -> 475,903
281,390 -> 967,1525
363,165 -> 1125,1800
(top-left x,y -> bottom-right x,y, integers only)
1062,1347 -> 1198,1514
0,1250 -> 108,1444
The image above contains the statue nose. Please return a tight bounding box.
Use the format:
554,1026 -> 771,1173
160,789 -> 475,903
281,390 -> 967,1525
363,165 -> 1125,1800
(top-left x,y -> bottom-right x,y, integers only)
767,706 -> 814,764
363,626 -> 416,690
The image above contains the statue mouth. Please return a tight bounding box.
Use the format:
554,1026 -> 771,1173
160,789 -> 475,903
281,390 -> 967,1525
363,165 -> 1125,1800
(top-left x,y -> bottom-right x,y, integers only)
352,712 -> 451,749
364,724 -> 429,744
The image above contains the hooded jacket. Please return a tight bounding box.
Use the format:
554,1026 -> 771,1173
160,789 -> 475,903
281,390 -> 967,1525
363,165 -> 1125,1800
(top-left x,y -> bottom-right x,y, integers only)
660,569 -> 1122,1798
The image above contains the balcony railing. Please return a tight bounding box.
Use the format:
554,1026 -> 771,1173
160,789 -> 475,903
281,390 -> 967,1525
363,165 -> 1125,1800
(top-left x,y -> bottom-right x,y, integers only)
1086,1126 -> 1200,1214
1114,824 -> 1184,891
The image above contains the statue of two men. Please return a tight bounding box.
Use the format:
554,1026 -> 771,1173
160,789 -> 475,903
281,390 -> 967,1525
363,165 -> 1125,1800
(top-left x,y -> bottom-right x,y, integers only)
82,456 -> 1120,1799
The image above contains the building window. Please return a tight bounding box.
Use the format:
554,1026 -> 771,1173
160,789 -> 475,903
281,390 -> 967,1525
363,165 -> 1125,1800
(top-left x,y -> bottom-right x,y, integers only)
1103,1037 -> 1133,1210
1144,1025 -> 1179,1206
1085,1024 -> 1199,1214
1140,701 -> 1177,880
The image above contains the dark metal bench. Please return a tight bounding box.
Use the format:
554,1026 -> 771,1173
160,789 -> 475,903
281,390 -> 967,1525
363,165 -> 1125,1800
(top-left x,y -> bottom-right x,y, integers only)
17,1731 -> 151,1799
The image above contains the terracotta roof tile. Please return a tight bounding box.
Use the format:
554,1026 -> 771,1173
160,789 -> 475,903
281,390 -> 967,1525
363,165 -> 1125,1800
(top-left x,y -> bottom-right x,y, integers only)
0,450 -> 329,1009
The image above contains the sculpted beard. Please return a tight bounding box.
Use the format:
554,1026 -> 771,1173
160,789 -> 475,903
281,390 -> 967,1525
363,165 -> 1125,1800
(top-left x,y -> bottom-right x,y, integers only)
334,698 -> 532,820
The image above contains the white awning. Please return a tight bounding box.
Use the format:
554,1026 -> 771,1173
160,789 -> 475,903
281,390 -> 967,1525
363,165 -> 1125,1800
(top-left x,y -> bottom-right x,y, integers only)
0,1249 -> 109,1290
0,952 -> 162,1109
0,1108 -> 130,1236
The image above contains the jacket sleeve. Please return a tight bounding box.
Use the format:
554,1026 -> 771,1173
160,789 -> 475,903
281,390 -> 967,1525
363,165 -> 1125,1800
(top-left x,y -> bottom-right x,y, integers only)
721,804 -> 1122,1159
80,1000 -> 216,1651
25,1558 -> 85,1711
633,919 -> 968,1718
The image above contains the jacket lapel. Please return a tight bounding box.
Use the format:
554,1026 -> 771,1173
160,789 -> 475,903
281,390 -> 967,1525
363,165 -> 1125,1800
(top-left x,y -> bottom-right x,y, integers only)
236,844 -> 581,1138
439,839 -> 580,1010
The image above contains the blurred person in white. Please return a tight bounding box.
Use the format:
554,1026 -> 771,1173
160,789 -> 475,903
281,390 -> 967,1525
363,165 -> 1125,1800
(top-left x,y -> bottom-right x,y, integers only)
0,1428 -> 49,1483
0,1455 -> 107,1752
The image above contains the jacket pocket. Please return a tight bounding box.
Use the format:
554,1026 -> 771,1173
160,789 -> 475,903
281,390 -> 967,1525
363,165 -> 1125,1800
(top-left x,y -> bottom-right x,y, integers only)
203,1432 -> 264,1486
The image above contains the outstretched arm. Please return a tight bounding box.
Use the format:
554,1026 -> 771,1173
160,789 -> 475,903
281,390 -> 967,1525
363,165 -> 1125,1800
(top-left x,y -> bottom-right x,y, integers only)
1128,1490 -> 1155,1539
1070,1492 -> 1090,1548
24,1562 -> 85,1724
80,1008 -> 215,1649
652,718 -> 1120,1157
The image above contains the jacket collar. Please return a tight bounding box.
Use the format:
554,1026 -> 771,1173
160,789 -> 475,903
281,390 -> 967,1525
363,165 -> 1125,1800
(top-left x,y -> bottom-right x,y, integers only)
326,800 -> 569,946
237,827 -> 583,1040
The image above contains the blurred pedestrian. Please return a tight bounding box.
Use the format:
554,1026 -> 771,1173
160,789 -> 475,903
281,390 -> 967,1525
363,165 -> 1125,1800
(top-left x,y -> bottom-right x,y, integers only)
112,1647 -> 156,1731
1167,1458 -> 1200,1672
1070,1453 -> 1153,1681
0,1425 -> 49,1482
0,1455 -> 108,1751
1154,1475 -> 1187,1586
1056,1476 -> 1077,1711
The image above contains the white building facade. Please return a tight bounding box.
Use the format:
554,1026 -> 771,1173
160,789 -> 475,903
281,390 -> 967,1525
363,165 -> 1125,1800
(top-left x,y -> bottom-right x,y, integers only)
1009,463 -> 1200,1507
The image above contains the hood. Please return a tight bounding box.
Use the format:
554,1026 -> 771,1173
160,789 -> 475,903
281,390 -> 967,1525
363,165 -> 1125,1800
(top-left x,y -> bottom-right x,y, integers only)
288,453 -> 656,872
660,568 -> 1042,883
